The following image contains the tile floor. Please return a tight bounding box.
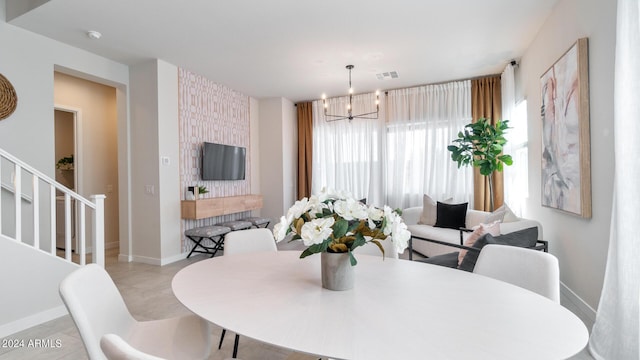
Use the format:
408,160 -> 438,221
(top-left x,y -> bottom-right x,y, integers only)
1,243 -> 594,359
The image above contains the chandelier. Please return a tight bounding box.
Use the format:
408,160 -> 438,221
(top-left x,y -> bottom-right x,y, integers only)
322,65 -> 380,122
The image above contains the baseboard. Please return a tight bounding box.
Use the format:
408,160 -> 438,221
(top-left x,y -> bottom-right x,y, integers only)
127,254 -> 162,265
117,253 -> 187,266
118,253 -> 133,262
560,281 -> 597,329
0,305 -> 68,338
160,253 -> 189,265
105,241 -> 119,250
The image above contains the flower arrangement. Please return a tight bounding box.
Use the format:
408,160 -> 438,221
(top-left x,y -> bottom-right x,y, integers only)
55,154 -> 74,170
273,189 -> 411,265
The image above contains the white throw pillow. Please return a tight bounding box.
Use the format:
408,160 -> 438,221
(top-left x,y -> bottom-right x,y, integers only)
493,203 -> 519,223
457,220 -> 501,265
484,209 -> 506,223
418,194 -> 453,226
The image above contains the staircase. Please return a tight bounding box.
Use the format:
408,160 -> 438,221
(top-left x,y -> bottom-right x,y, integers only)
0,147 -> 105,266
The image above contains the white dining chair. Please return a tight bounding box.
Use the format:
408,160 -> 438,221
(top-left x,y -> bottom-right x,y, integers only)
219,227 -> 278,357
352,238 -> 399,259
100,333 -> 240,360
224,228 -> 278,255
59,264 -> 212,360
100,334 -> 166,360
473,244 -> 560,303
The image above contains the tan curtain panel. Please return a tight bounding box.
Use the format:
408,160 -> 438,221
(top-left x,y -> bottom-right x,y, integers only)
471,76 -> 504,211
297,102 -> 313,199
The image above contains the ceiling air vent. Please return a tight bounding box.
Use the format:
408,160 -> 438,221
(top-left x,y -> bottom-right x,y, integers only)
376,71 -> 399,80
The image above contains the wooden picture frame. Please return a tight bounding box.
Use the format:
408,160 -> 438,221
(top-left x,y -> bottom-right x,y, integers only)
540,38 -> 591,218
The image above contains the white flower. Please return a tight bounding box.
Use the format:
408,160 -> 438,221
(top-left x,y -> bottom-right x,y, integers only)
335,190 -> 351,200
367,206 -> 384,229
383,205 -> 400,236
300,217 -> 335,246
278,189 -> 410,260
318,187 -> 350,202
307,195 -> 327,218
389,220 -> 411,253
317,187 -> 331,203
273,215 -> 293,242
333,198 -> 367,221
287,198 -> 311,219
368,206 -> 384,221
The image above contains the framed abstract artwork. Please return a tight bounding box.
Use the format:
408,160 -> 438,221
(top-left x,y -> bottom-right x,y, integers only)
540,38 -> 591,218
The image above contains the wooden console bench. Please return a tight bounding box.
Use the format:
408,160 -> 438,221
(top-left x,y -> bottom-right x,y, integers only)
180,194 -> 263,220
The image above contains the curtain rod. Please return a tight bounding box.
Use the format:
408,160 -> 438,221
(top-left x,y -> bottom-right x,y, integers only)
294,73 -> 502,105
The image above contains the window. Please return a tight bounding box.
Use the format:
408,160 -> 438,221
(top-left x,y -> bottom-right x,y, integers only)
504,100 -> 529,216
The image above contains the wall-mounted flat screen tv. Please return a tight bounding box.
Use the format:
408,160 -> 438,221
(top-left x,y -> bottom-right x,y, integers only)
202,142 -> 246,180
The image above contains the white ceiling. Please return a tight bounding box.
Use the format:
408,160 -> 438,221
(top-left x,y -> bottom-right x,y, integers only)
7,0 -> 558,103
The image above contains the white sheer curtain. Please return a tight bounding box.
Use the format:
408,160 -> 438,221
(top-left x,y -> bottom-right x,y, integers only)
311,93 -> 385,206
501,63 -> 516,121
502,63 -> 528,217
589,0 -> 640,358
385,81 -> 473,210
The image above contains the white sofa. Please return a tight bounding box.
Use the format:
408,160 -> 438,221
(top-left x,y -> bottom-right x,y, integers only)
402,206 -> 543,259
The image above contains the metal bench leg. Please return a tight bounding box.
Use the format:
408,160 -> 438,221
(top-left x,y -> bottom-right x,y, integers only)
186,236 -> 205,258
210,235 -> 225,257
186,235 -> 227,258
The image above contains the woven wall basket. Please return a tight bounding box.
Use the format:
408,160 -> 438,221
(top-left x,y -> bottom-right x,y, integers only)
0,73 -> 18,120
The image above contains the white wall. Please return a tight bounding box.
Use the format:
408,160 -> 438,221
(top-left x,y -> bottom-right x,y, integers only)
282,100 -> 297,208
156,60 -> 182,261
250,97 -> 261,204
0,7 -> 129,171
0,234 -> 78,338
0,0 -> 129,337
521,0 -> 616,311
129,61 -> 161,261
258,99 -> 284,223
0,2 -> 131,333
129,59 -> 182,264
0,190 -> 34,241
4,0 -> 48,21
258,98 -> 297,222
0,0 -> 131,249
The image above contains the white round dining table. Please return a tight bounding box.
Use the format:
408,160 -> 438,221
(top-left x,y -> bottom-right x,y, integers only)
172,251 -> 588,360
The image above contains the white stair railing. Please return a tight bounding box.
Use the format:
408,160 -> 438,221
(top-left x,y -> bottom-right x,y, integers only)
0,147 -> 105,266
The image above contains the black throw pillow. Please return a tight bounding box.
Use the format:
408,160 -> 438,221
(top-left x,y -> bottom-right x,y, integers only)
434,202 -> 468,230
458,226 -> 539,272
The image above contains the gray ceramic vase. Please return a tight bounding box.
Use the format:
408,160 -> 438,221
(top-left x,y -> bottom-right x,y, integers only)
321,251 -> 354,291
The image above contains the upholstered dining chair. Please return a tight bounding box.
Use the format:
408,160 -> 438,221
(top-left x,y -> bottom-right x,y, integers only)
223,228 -> 278,255
59,264 -> 213,360
473,244 -> 560,303
101,333 -> 239,360
100,334 -> 166,360
218,227 -> 278,357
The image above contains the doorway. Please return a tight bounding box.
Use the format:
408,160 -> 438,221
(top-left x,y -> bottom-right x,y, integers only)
54,108 -> 78,251
54,109 -> 77,193
53,71 -> 121,253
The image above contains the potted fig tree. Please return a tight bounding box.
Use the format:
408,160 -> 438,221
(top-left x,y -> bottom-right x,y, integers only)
447,118 -> 512,211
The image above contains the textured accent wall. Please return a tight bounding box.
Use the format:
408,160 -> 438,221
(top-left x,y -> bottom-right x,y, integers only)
178,68 -> 251,252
